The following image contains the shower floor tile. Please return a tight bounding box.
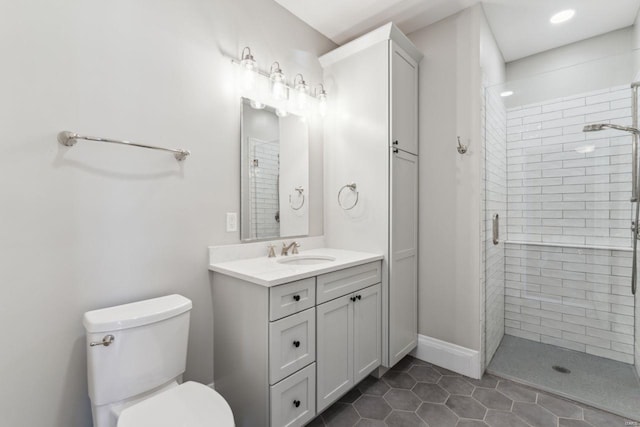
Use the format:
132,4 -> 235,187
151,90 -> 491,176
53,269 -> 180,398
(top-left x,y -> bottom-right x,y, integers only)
487,335 -> 640,421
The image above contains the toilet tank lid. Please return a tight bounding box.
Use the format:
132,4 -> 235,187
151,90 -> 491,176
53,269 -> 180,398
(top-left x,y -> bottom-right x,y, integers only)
83,294 -> 192,333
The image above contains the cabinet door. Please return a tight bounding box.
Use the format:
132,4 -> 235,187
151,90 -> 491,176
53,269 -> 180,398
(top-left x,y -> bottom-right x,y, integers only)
389,149 -> 418,366
390,41 -> 418,155
316,294 -> 353,412
353,283 -> 382,383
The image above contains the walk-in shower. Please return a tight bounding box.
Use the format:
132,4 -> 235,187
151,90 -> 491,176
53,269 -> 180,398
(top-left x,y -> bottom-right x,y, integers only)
483,52 -> 640,420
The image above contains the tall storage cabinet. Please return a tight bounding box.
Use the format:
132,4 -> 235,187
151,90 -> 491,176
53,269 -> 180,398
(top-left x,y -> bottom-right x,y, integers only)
320,23 -> 422,368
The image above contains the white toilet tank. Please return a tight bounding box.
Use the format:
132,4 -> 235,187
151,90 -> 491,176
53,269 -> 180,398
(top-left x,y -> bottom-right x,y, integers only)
84,295 -> 192,416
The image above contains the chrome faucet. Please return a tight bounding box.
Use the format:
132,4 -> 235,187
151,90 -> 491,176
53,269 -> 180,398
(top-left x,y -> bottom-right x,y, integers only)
281,241 -> 300,256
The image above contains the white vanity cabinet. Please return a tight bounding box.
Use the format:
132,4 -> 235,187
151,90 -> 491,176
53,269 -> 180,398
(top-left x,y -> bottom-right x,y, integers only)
317,282 -> 381,412
211,257 -> 382,427
320,23 -> 421,368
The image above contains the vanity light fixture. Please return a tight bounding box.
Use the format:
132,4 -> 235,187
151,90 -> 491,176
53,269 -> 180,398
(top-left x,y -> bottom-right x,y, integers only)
316,84 -> 328,117
240,46 -> 257,90
294,74 -> 309,110
270,62 -> 287,101
550,9 -> 575,24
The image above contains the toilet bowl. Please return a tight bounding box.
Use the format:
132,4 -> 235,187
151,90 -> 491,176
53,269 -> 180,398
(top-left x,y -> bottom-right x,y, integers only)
117,382 -> 233,427
84,294 -> 234,427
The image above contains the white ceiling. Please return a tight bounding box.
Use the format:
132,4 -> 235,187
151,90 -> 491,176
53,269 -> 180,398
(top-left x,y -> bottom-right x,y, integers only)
274,0 -> 640,62
483,0 -> 640,61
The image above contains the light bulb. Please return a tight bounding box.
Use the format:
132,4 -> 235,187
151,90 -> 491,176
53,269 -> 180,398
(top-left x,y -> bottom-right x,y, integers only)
294,74 -> 309,111
270,62 -> 287,101
240,47 -> 257,91
316,85 -> 328,117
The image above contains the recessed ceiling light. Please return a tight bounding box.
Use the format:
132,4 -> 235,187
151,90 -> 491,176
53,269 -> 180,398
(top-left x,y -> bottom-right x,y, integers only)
500,90 -> 514,97
550,9 -> 575,24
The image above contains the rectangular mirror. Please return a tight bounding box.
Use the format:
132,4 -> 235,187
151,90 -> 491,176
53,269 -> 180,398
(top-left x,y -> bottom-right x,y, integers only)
240,97 -> 309,241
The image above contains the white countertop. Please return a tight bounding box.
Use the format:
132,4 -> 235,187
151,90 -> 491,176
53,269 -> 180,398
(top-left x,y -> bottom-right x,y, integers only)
209,248 -> 383,287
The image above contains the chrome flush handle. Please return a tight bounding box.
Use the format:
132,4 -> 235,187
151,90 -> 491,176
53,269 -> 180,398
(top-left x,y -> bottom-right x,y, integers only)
90,335 -> 115,347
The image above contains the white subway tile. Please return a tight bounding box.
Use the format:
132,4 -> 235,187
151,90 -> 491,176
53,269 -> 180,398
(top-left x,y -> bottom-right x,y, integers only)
611,303 -> 634,316
540,302 -> 585,316
540,318 -> 586,334
585,346 -> 634,363
563,102 -> 609,117
540,336 -> 586,352
505,328 -> 541,341
562,297 -> 610,311
521,322 -> 562,338
505,319 -> 521,329
586,309 -> 634,326
585,90 -> 631,105
562,331 -> 609,348
523,111 -> 563,125
509,106 -> 543,119
586,327 -> 633,345
542,98 -> 585,113
586,291 -> 633,306
505,311 -> 541,325
610,341 -> 634,355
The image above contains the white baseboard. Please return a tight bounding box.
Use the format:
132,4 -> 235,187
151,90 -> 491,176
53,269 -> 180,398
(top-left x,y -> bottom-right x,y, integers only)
410,334 -> 481,379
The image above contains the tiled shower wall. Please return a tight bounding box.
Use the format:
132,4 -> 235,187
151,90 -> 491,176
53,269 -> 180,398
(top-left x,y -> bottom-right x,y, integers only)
483,86 -> 507,366
249,140 -> 280,239
504,244 -> 634,364
502,85 -> 635,364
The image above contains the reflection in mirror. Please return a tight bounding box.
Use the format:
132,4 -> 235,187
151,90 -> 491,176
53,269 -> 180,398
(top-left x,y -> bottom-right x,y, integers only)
241,97 -> 309,241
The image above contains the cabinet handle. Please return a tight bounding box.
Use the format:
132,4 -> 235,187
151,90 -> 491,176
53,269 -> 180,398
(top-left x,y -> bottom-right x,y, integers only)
393,140 -> 399,145
293,400 -> 301,408
293,295 -> 301,302
393,148 -> 399,153
293,340 -> 301,348
350,296 -> 356,302
356,295 -> 361,300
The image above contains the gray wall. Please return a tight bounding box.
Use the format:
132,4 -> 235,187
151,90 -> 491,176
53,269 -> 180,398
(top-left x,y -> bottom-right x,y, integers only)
409,6 -> 483,352
504,28 -> 636,108
0,1 -> 333,426
409,5 -> 505,355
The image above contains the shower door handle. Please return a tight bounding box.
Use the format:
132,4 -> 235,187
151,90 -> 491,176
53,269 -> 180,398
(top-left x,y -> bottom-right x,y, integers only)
492,214 -> 499,245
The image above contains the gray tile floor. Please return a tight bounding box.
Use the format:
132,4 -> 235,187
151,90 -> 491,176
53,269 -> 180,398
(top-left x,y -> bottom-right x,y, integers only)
488,335 -> 640,421
307,355 -> 639,427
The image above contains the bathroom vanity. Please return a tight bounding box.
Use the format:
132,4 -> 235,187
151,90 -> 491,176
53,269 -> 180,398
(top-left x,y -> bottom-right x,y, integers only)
210,248 -> 383,427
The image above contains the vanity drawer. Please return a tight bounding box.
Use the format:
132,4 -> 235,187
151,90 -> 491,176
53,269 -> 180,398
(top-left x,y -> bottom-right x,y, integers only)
270,362 -> 316,427
269,308 -> 316,384
270,278 -> 316,321
316,261 -> 381,304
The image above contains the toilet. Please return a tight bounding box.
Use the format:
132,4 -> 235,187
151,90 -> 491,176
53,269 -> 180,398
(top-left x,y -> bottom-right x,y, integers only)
83,294 -> 234,427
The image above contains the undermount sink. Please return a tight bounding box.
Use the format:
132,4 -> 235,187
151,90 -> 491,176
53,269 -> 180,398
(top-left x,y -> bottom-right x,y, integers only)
276,255 -> 337,265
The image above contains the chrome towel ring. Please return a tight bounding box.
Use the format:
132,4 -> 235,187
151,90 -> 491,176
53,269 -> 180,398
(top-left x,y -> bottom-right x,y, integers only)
289,187 -> 305,210
338,183 -> 359,210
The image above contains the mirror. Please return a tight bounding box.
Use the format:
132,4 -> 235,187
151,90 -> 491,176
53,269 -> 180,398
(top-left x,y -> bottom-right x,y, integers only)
240,98 -> 309,241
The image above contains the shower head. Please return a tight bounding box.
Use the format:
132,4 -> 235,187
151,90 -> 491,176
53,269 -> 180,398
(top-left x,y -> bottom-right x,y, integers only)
583,123 -> 640,134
